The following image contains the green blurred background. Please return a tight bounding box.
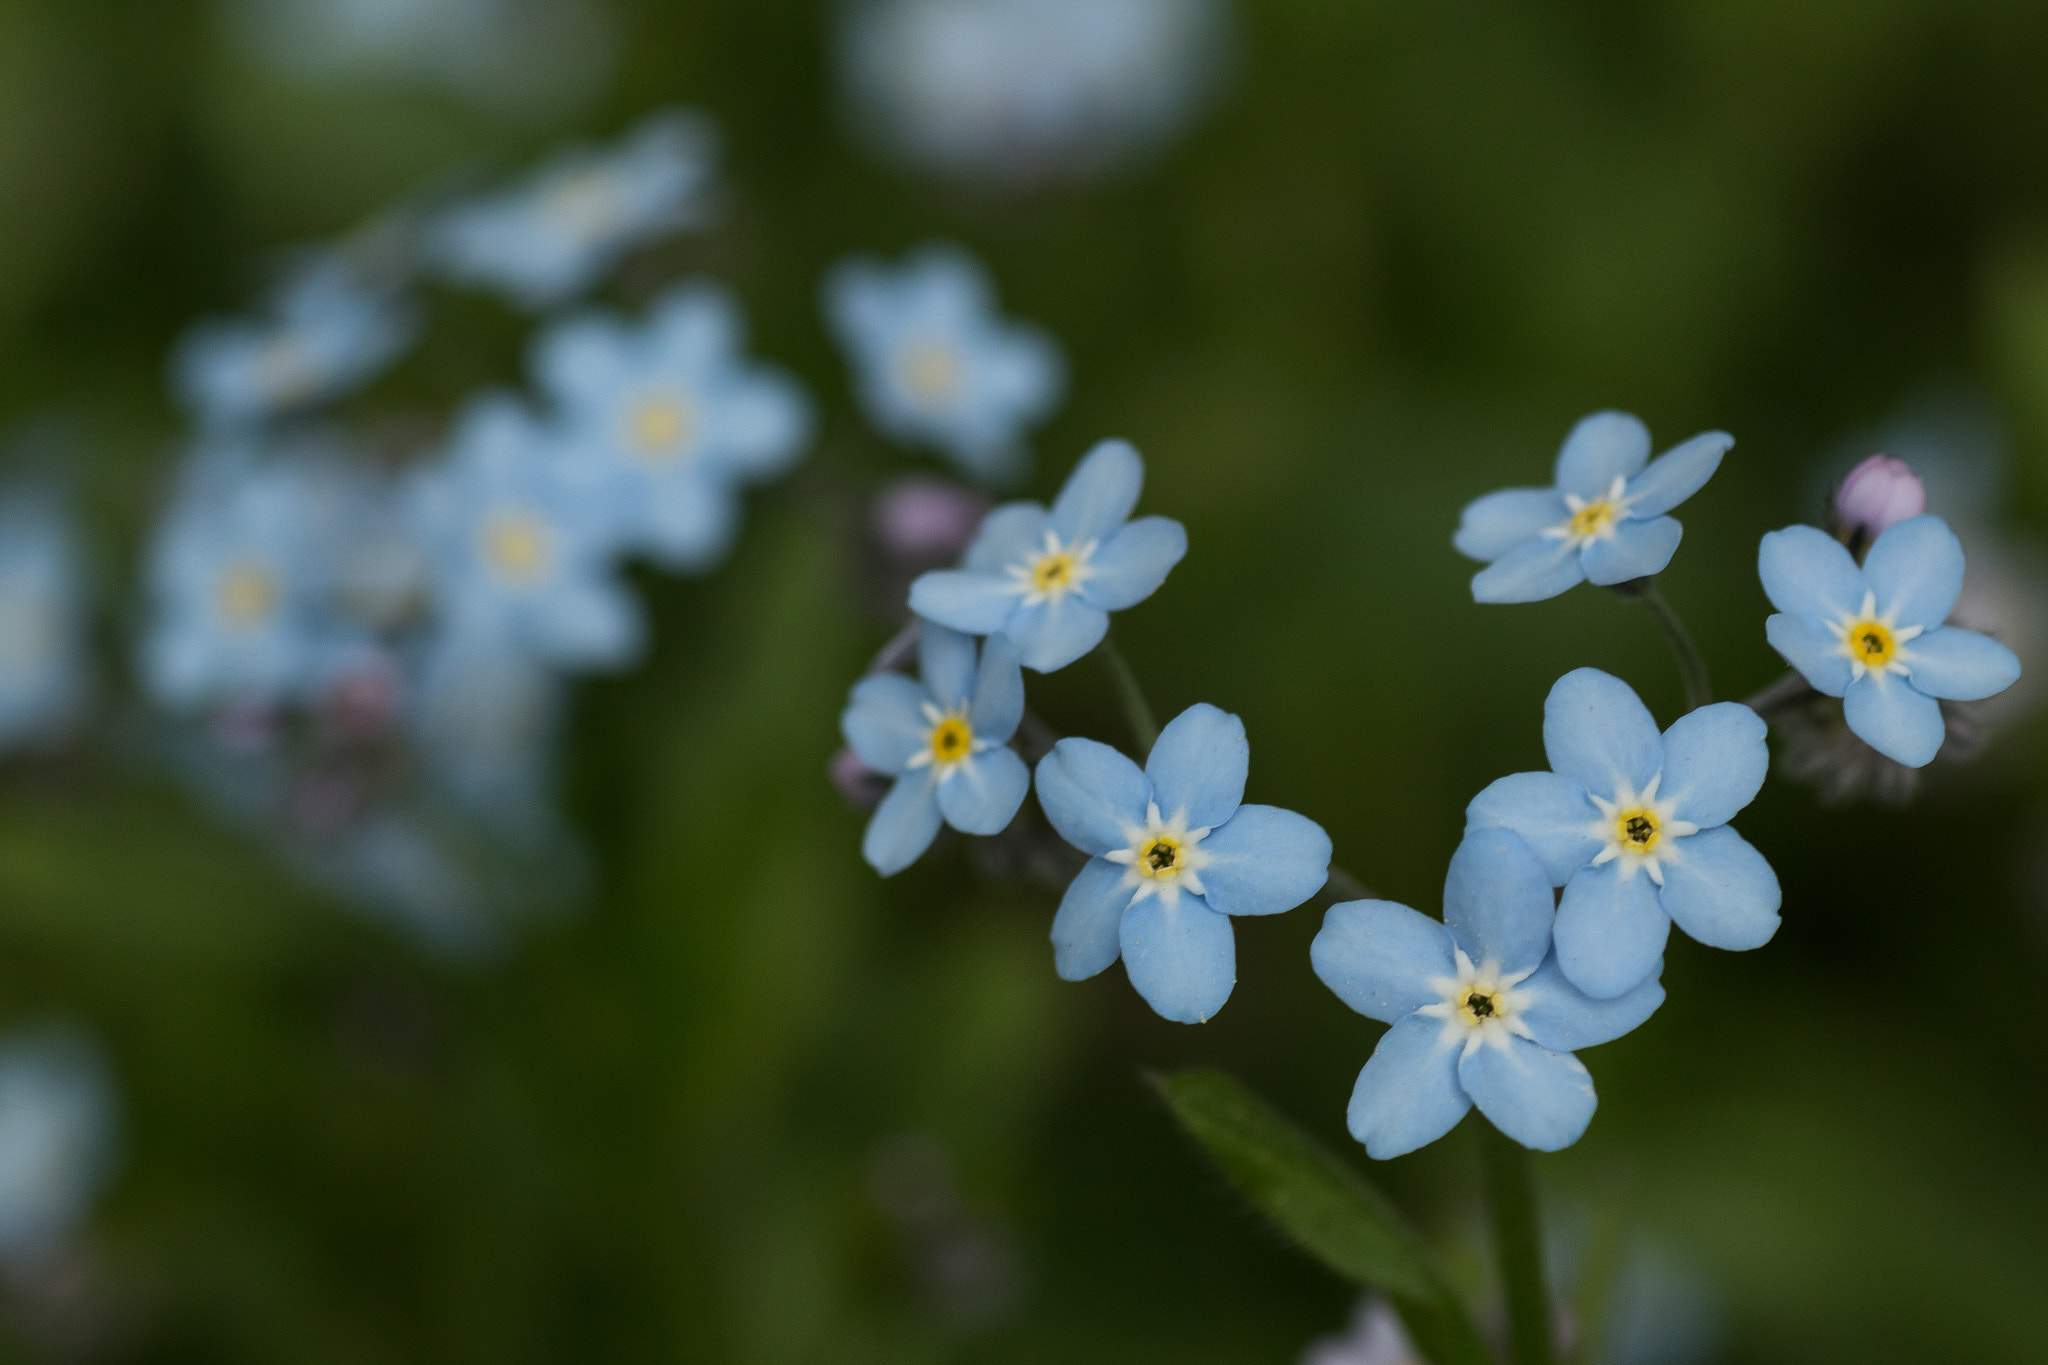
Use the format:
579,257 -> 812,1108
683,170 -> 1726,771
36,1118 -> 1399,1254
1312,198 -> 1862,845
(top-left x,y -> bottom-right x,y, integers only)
2,0 -> 2047,1360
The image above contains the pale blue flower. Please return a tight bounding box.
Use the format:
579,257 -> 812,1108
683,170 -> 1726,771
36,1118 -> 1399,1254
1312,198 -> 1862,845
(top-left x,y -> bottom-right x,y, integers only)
1311,828 -> 1664,1159
908,439 -> 1185,672
1035,703 -> 1331,1024
0,497 -> 88,748
0,1025 -> 117,1260
412,626 -> 564,829
1466,668 -> 1780,1000
841,622 -> 1030,874
1455,411 -> 1732,604
531,281 -> 812,571
429,110 -> 718,311
825,243 -> 1064,483
1760,514 -> 2021,767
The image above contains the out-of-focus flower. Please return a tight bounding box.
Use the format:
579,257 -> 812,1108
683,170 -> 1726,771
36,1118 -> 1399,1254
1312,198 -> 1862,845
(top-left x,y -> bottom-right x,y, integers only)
532,282 -> 812,571
1761,516 -> 2021,767
411,627 -> 563,823
841,623 -> 1030,874
428,110 -> 718,312
837,0 -> 1232,189
1465,668 -> 1779,1000
825,245 -> 1064,482
1035,703 -> 1330,1023
829,746 -> 892,808
407,395 -> 642,670
1830,453 -> 1925,555
1311,829 -> 1664,1159
909,440 -> 1185,672
1455,412 -> 1731,604
874,477 -> 989,563
0,1027 -> 117,1262
0,497 -> 88,750
1301,1298 -> 1422,1365
172,256 -> 417,429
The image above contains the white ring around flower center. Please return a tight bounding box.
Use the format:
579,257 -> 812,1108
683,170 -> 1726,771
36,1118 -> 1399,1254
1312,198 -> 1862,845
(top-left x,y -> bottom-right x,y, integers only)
905,700 -> 992,781
1005,529 -> 1099,608
1417,949 -> 1538,1058
1543,475 -> 1633,548
1584,773 -> 1696,886
1830,589 -> 1922,682
1104,800 -> 1211,908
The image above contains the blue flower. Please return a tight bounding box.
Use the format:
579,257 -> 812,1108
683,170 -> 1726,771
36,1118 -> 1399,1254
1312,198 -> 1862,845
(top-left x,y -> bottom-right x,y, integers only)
1760,515 -> 2022,768
531,281 -> 813,571
908,439 -> 1185,672
429,110 -> 718,312
1454,411 -> 1732,604
406,394 -> 642,670
1466,668 -> 1780,999
1034,703 -> 1331,1024
824,243 -> 1064,483
0,1024 -> 118,1259
1311,828 -> 1664,1159
840,622 -> 1030,875
0,496 -> 88,749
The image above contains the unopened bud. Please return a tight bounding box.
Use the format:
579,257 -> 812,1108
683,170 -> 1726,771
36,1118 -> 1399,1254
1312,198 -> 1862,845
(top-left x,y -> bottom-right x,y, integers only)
873,477 -> 988,562
830,747 -> 891,808
1833,454 -> 1925,553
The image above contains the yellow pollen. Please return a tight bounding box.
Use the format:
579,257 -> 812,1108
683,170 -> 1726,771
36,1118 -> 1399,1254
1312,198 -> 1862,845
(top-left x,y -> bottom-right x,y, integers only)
218,563 -> 278,627
1846,619 -> 1896,667
1459,988 -> 1503,1025
1137,836 -> 1183,878
1616,807 -> 1661,852
482,514 -> 550,583
1569,500 -> 1618,539
627,396 -> 695,462
928,715 -> 973,766
1029,552 -> 1077,594
899,342 -> 961,407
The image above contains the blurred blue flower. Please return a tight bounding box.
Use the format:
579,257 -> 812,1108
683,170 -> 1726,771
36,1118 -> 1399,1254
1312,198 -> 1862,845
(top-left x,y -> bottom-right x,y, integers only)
1455,412 -> 1732,604
841,622 -> 1030,875
1310,828 -> 1664,1159
1035,703 -> 1330,1023
407,395 -> 641,670
1467,668 -> 1780,1000
429,110 -> 718,312
532,281 -> 812,571
412,626 -> 564,828
908,439 -> 1185,672
1760,515 -> 2021,768
0,496 -> 89,749
0,1025 -> 118,1261
825,244 -> 1064,483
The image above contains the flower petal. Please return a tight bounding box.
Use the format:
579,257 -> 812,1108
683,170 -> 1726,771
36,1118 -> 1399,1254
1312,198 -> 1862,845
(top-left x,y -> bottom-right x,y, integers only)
1346,1015 -> 1472,1160
1051,856 -> 1133,981
1458,1036 -> 1597,1152
1050,439 -> 1144,546
1001,597 -> 1109,673
1863,514 -> 1964,630
1145,702 -> 1248,829
1453,487 -> 1569,562
1842,671 -> 1945,767
936,746 -> 1029,835
1757,525 -> 1865,620
1553,411 -> 1651,500
963,501 -> 1052,573
1518,953 -> 1665,1052
1657,826 -> 1780,951
1034,737 -> 1151,855
919,621 -> 977,710
1543,667 -> 1663,797
1554,861 -> 1670,999
1465,771 -> 1602,887
1903,625 -> 2022,701
1470,535 -> 1587,604
1080,516 -> 1186,611
1582,516 -> 1682,586
1195,805 -> 1331,916
969,633 -> 1024,740
1311,899 -> 1458,1024
841,672 -> 930,773
1442,828 -> 1554,976
862,773 -> 942,875
1621,430 -> 1731,519
908,569 -> 1019,635
1657,701 -> 1768,829
1119,893 -> 1235,1024
1765,613 -> 1852,696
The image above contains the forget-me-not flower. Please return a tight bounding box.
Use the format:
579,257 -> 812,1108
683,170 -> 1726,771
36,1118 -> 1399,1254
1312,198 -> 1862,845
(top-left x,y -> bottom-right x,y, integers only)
1035,703 -> 1331,1023
1760,515 -> 2021,767
532,281 -> 813,570
0,1025 -> 118,1261
1311,828 -> 1665,1158
825,244 -> 1064,483
1467,668 -> 1780,999
0,497 -> 88,749
840,622 -> 1030,874
908,439 -> 1185,672
1455,411 -> 1732,604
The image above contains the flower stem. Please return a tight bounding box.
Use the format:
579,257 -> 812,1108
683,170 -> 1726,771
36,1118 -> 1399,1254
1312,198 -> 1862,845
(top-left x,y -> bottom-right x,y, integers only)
1631,581 -> 1712,712
1479,1121 -> 1555,1365
1324,863 -> 1373,902
1096,635 -> 1160,756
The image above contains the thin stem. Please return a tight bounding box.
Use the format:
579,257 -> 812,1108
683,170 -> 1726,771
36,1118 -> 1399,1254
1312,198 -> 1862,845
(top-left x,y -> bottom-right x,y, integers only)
1096,635 -> 1159,756
867,617 -> 921,675
1324,864 -> 1372,902
1741,668 -> 1813,717
1479,1121 -> 1555,1365
1634,583 -> 1712,712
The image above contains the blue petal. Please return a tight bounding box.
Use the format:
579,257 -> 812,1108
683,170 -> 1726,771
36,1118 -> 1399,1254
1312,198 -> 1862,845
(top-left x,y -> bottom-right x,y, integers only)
1621,430 -> 1731,519
863,773 -> 942,875
1903,625 -> 2021,702
1051,857 -> 1133,981
963,502 -> 1051,573
969,633 -> 1024,740
1518,953 -> 1665,1052
1050,439 -> 1144,546
919,622 -> 977,709
1119,893 -> 1235,1024
1442,828 -> 1554,975
1863,514 -> 1964,630
1554,861 -> 1670,999
908,570 -> 1020,635
1453,488 -> 1569,562
1034,737 -> 1150,855
1002,596 -> 1109,673
1470,535 -> 1586,604
1582,516 -> 1682,586
1145,702 -> 1247,829
937,746 -> 1030,835
1765,613 -> 1852,697
1458,1037 -> 1597,1152
1757,525 -> 1865,620
1842,671 -> 1945,767
1311,899 -> 1457,1024
1080,516 -> 1186,611
1553,411 -> 1651,500
1195,805 -> 1330,916
1657,826 -> 1780,951
841,672 -> 930,773
1346,1015 -> 1471,1160
1465,772 -> 1601,887
1657,702 -> 1767,829
1543,667 -> 1663,798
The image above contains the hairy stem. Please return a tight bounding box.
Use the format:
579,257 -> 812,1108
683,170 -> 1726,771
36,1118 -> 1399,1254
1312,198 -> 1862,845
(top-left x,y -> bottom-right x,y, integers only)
1479,1122 -> 1555,1365
1097,635 -> 1160,755
1634,582 -> 1712,712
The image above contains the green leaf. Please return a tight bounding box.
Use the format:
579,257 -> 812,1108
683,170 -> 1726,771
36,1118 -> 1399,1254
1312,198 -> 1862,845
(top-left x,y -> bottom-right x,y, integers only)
1151,1068 -> 1495,1365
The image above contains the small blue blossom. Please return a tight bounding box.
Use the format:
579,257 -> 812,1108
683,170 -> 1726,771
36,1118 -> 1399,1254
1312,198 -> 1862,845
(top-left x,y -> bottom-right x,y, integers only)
825,243 -> 1064,483
1034,703 -> 1331,1024
1311,828 -> 1665,1159
1467,668 -> 1780,1000
908,439 -> 1185,672
840,622 -> 1030,875
1760,515 -> 2022,768
412,626 -> 565,829
1455,411 -> 1732,604
0,496 -> 88,749
0,1025 -> 118,1260
429,110 -> 718,312
531,281 -> 813,571
406,394 -> 642,670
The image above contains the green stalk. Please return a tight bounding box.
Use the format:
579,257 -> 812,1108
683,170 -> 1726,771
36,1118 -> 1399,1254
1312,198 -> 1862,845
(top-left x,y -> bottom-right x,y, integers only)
1096,635 -> 1159,755
1619,580 -> 1712,712
1479,1121 -> 1555,1365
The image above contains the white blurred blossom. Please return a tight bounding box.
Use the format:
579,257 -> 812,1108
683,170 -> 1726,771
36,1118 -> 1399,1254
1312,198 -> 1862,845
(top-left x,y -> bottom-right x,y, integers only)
0,1028 -> 117,1263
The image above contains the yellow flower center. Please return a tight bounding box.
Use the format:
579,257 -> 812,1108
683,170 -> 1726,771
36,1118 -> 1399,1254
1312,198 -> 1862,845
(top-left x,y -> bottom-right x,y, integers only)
927,715 -> 973,766
1136,835 -> 1185,878
481,513 -> 551,583
544,168 -> 623,238
1615,806 -> 1661,853
627,395 -> 695,463
1844,618 -> 1896,668
218,563 -> 278,628
899,341 -> 961,407
1569,499 -> 1619,539
1457,986 -> 1505,1026
1029,552 -> 1078,594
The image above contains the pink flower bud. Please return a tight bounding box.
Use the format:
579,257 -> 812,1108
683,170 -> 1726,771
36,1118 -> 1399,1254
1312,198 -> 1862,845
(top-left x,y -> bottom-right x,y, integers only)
830,747 -> 891,808
873,478 -> 988,562
1833,454 -> 1926,544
